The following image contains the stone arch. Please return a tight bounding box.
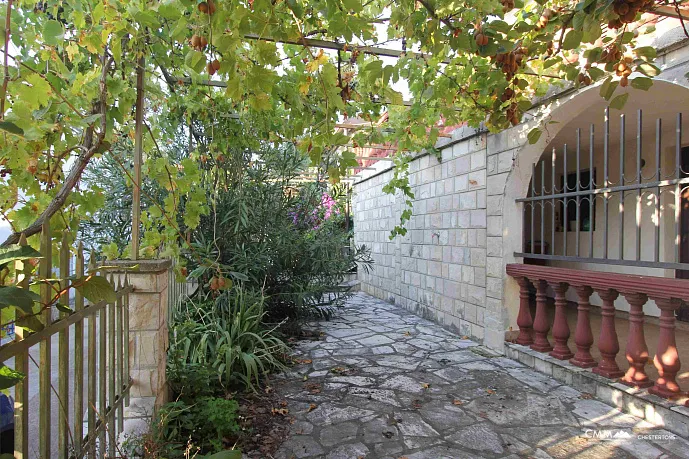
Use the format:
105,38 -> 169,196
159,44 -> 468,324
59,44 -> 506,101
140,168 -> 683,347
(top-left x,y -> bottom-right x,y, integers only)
499,78 -> 689,334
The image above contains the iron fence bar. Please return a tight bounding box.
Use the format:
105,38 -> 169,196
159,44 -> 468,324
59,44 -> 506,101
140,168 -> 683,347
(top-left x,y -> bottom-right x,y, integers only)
603,108 -> 609,259
515,176 -> 689,202
565,129 -> 581,257
563,144 -> 568,256
13,234 -> 30,459
619,114 -> 625,261
39,220 -> 52,459
551,148 -> 556,254
636,110 -> 642,261
531,163 -> 535,254
58,232 -> 70,459
676,113 -> 682,264
74,242 -> 85,459
515,252 -> 689,270
655,118 -> 662,263
541,160 -> 545,254
589,124 -> 594,258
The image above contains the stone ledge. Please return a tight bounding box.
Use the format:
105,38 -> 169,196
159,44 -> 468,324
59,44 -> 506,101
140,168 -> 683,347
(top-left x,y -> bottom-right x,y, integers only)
505,342 -> 689,438
105,259 -> 172,273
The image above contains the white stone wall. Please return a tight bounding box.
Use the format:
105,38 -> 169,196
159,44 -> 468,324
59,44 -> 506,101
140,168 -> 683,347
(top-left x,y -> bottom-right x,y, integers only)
354,126 -> 508,348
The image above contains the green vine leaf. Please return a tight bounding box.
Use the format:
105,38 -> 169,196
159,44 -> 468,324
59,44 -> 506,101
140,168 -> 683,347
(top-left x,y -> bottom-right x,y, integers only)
0,286 -> 40,315
0,364 -> 25,393
527,128 -> 542,145
73,276 -> 117,304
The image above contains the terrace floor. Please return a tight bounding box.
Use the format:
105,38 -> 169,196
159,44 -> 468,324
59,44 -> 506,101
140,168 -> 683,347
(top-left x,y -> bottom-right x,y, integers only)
274,292 -> 688,459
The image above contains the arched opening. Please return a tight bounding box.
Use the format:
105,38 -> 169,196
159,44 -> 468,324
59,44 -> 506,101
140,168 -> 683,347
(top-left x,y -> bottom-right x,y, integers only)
520,83 -> 689,312
502,80 -> 689,392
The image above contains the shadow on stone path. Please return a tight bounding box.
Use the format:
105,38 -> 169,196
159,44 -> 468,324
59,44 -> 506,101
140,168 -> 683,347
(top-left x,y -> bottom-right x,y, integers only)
274,293 -> 687,459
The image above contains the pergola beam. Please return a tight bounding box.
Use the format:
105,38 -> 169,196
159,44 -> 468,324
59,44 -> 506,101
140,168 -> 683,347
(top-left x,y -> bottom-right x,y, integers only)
654,4 -> 689,20
243,33 -> 452,64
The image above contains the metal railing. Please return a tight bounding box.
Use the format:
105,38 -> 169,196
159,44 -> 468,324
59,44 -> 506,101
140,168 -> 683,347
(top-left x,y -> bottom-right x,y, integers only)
1,221 -> 132,458
517,108 -> 689,270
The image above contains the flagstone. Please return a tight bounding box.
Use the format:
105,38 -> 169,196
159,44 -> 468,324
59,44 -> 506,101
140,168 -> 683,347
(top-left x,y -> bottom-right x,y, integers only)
273,292 -> 678,459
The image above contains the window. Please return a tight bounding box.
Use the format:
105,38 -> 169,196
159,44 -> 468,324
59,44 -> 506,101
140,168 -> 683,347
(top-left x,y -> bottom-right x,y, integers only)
559,168 -> 595,232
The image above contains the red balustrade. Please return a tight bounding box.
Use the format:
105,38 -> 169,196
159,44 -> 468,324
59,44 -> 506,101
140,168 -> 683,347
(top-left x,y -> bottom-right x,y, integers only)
506,263 -> 689,403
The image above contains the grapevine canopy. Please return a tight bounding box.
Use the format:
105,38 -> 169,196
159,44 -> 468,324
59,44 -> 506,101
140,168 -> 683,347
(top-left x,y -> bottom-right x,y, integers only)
0,0 -> 681,248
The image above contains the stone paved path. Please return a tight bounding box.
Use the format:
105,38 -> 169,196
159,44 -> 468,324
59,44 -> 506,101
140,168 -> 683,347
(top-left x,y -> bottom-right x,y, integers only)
274,293 -> 688,459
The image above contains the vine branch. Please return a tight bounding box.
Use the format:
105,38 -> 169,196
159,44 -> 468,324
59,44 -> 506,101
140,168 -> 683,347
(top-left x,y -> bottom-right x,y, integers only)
1,51 -> 113,247
1,0 -> 13,120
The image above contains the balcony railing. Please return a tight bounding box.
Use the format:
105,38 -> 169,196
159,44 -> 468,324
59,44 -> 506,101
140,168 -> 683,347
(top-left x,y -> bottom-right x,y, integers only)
506,263 -> 689,402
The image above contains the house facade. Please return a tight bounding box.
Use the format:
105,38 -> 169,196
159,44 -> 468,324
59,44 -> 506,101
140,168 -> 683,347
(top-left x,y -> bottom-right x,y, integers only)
352,17 -> 689,425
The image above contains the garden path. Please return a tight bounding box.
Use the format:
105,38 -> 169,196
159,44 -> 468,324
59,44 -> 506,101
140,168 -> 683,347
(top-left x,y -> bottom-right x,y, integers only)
274,292 -> 687,459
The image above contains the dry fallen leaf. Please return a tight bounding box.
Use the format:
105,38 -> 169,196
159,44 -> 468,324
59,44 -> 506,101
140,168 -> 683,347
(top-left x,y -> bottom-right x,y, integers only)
580,392 -> 593,399
452,399 -> 463,406
271,408 -> 289,416
469,179 -> 478,185
305,383 -> 322,394
299,359 -> 312,364
486,389 -> 496,395
404,331 -> 411,336
421,383 -> 430,389
461,335 -> 469,339
264,386 -> 273,394
411,399 -> 422,409
308,403 -> 317,412
280,400 -> 288,407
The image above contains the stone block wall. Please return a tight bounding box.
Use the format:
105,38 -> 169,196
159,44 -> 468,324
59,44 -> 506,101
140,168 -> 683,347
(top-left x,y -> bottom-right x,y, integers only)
354,126 -> 517,351
109,260 -> 171,408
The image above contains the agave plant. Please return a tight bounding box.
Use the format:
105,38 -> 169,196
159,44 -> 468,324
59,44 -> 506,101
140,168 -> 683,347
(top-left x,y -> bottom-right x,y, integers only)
168,288 -> 287,393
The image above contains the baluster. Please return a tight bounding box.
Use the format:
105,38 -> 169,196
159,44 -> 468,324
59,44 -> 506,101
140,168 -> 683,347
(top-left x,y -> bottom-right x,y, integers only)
592,289 -> 624,378
620,292 -> 653,388
570,285 -> 597,367
74,242 -> 84,458
549,281 -> 574,360
515,277 -> 534,345
648,297 -> 685,398
530,279 -> 553,352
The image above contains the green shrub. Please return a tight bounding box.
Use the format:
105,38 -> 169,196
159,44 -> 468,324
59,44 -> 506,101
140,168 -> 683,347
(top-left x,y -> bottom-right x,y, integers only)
126,396 -> 241,458
189,146 -> 372,322
168,288 -> 287,393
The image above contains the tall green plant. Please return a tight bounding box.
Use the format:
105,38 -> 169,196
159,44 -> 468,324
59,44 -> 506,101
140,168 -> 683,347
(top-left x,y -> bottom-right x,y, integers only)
168,288 -> 287,393
189,145 -> 372,321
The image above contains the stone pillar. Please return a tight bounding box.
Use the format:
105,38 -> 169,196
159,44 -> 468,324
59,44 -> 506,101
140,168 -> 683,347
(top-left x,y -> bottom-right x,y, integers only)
108,259 -> 171,431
